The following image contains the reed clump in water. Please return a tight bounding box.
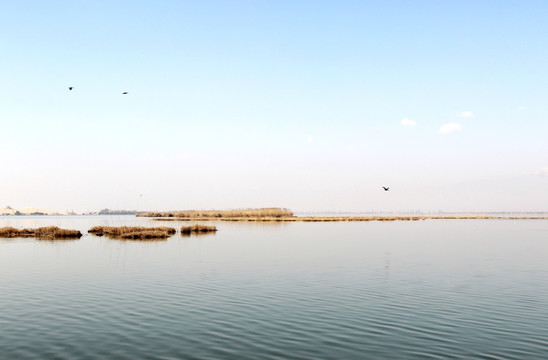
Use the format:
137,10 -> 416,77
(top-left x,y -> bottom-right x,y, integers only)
0,226 -> 82,239
88,226 -> 176,239
138,208 -> 294,219
0,227 -> 30,237
118,230 -> 173,239
180,224 -> 218,235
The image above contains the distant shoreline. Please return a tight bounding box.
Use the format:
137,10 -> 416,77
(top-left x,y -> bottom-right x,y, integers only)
149,215 -> 548,222
2,206 -> 547,220
135,208 -> 548,222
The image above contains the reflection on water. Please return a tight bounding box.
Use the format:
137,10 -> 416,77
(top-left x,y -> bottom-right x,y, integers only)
104,237 -> 169,242
1,216 -> 548,359
180,233 -> 217,238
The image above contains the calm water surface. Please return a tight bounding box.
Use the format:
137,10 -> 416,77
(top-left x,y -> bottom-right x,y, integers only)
1,216 -> 547,359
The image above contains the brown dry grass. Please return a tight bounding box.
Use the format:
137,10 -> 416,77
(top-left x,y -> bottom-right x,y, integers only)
138,208 -> 293,219
118,231 -> 172,240
88,226 -> 176,239
180,224 -> 217,234
0,227 -> 27,237
0,226 -> 82,239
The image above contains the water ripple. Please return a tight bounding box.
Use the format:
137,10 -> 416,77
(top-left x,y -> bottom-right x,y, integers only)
1,218 -> 548,359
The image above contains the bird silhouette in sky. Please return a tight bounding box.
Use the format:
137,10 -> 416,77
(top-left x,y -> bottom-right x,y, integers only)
68,86 -> 73,90
382,187 -> 389,191
122,92 -> 128,94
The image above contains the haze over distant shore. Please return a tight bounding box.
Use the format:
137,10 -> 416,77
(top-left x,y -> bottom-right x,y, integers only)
0,206 -> 137,216
0,206 -> 71,216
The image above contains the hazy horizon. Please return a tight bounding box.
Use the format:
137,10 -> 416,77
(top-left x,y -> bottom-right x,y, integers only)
2,1 -> 547,213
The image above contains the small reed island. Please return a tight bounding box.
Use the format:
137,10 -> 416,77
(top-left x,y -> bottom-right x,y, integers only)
0,226 -> 82,239
138,208 -> 548,222
180,224 -> 217,235
138,208 -> 295,221
139,208 -> 292,220
88,226 -> 176,240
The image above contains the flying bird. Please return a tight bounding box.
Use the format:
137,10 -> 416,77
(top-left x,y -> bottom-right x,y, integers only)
122,92 -> 128,94
68,87 -> 73,90
382,187 -> 389,191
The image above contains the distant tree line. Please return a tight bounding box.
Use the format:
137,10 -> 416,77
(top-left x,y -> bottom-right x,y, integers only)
98,209 -> 137,215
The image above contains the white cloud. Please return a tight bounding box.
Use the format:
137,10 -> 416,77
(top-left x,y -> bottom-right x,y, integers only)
438,122 -> 461,134
536,167 -> 548,177
450,111 -> 474,119
525,167 -> 548,178
400,118 -> 416,126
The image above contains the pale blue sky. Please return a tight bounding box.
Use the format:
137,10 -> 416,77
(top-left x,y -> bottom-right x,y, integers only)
1,1 -> 547,212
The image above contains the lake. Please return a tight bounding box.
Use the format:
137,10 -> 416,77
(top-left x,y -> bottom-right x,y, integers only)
1,216 -> 547,359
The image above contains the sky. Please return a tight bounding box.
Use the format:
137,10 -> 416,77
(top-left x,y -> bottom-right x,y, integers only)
1,1 -> 547,213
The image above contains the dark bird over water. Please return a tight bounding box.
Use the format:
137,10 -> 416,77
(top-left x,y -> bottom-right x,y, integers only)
68,87 -> 73,90
383,187 -> 389,191
122,92 -> 128,94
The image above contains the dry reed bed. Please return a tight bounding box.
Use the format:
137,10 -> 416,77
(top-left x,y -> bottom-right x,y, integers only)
180,224 -> 217,235
0,226 -> 82,239
88,226 -> 176,239
138,208 -> 294,219
152,215 -> 548,222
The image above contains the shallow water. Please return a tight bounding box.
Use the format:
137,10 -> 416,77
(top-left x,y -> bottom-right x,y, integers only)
1,216 -> 547,359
